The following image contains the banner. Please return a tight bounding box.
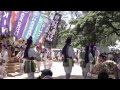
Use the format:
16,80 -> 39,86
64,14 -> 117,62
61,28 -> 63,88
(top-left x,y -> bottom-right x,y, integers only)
39,35 -> 44,44
23,11 -> 40,40
0,11 -> 3,34
45,13 -> 62,46
21,12 -> 32,39
32,15 -> 44,44
35,17 -> 51,44
11,11 -> 19,28
12,11 -> 30,39
1,11 -> 12,34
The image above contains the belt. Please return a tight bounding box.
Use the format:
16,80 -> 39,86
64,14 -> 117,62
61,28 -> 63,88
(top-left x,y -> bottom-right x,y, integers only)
66,57 -> 72,59
25,59 -> 34,61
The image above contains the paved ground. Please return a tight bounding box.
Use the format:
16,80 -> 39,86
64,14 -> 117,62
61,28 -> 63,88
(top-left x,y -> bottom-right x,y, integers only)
4,62 -> 99,79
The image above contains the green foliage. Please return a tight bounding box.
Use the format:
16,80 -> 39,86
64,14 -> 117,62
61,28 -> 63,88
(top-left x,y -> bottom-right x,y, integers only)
55,11 -> 120,48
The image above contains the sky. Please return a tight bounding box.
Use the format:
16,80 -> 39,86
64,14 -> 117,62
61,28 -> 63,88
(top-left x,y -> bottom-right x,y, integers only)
43,11 -> 83,29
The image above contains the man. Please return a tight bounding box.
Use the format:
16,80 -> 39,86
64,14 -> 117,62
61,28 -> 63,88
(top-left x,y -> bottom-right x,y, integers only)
35,46 -> 41,72
94,46 -> 100,64
62,36 -> 77,79
16,47 -> 24,74
1,45 -> 9,65
37,69 -> 53,79
24,36 -> 36,79
47,47 -> 53,69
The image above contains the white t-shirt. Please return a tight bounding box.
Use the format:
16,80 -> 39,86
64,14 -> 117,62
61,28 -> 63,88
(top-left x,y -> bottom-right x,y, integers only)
89,52 -> 94,63
28,48 -> 36,58
1,50 -> 8,61
42,52 -> 48,61
16,51 -> 24,59
95,50 -> 100,57
67,46 -> 76,59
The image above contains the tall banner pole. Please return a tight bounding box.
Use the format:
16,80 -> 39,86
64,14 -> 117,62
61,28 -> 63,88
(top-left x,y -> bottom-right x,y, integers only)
22,11 -> 40,40
12,11 -> 30,39
35,16 -> 51,45
32,15 -> 44,44
1,11 -> 12,34
0,11 -> 3,34
44,13 -> 62,47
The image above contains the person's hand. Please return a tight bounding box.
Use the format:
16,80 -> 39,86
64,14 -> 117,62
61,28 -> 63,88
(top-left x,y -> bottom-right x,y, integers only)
73,59 -> 77,63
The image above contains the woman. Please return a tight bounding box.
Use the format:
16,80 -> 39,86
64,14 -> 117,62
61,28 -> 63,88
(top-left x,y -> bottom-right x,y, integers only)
62,37 -> 76,79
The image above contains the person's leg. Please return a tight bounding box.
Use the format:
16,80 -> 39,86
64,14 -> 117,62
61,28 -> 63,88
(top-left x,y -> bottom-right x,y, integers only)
27,72 -> 34,79
27,73 -> 31,79
82,68 -> 87,79
30,72 -> 35,79
37,61 -> 41,72
43,60 -> 47,69
83,63 -> 90,79
64,66 -> 72,79
49,60 -> 52,69
20,63 -> 23,74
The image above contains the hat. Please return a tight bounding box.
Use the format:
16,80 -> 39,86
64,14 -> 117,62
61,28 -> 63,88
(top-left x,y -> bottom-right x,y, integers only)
41,69 -> 53,76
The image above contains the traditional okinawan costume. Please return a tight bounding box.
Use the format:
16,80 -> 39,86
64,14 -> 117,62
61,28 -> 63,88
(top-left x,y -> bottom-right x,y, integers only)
62,37 -> 76,79
23,36 -> 36,79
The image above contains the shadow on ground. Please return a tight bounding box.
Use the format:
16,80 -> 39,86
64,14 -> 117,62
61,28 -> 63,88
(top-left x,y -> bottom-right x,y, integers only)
53,75 -> 84,79
53,75 -> 97,79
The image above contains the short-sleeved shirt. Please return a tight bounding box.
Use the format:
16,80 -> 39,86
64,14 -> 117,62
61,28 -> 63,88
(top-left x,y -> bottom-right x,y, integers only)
67,45 -> 76,59
28,48 -> 36,58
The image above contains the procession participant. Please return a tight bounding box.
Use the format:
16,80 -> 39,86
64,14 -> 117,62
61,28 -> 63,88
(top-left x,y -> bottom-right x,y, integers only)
47,47 -> 53,69
0,45 -> 7,78
81,45 -> 90,79
35,46 -> 41,72
42,48 -> 48,69
62,36 -> 77,79
24,36 -> 36,79
16,47 -> 24,74
81,44 -> 94,79
94,46 -> 100,64
1,44 -> 9,65
89,46 -> 95,77
57,50 -> 62,62
90,43 -> 96,64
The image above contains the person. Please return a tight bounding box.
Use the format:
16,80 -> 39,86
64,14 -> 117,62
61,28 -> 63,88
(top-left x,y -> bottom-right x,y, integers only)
23,36 -> 36,79
94,46 -> 100,64
35,46 -> 41,72
62,36 -> 77,79
57,50 -> 62,62
91,54 -> 119,79
42,48 -> 48,69
89,46 -> 95,77
16,47 -> 24,74
82,45 -> 94,79
37,69 -> 53,79
1,44 -> 9,65
47,47 -> 53,69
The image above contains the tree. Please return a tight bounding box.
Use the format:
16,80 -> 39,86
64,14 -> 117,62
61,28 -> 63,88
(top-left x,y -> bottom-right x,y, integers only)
72,11 -> 120,47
